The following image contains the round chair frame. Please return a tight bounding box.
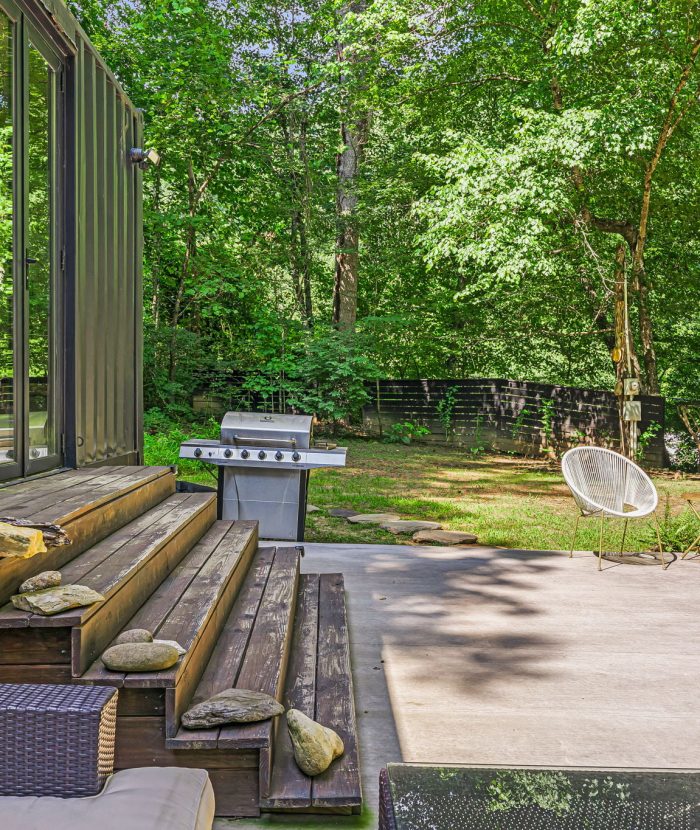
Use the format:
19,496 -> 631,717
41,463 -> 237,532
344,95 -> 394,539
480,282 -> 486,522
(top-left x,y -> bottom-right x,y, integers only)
561,446 -> 666,570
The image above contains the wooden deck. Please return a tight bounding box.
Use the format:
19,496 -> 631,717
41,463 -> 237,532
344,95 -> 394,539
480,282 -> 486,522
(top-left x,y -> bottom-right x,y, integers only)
231,540 -> 698,829
0,467 -> 361,818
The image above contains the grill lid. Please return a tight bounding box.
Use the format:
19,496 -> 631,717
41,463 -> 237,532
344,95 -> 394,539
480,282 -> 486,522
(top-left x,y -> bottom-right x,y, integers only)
221,411 -> 313,449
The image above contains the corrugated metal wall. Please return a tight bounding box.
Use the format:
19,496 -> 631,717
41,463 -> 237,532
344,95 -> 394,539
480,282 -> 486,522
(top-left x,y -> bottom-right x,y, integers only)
71,39 -> 143,465
32,0 -> 144,467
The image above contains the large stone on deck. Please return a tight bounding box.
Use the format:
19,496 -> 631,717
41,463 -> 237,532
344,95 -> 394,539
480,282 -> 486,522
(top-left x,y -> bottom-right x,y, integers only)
413,529 -> 478,545
181,689 -> 284,729
347,513 -> 400,524
380,520 -> 443,534
101,642 -> 180,672
286,709 -> 344,777
115,628 -> 154,645
0,523 -> 47,559
18,570 -> 61,593
11,584 -> 104,616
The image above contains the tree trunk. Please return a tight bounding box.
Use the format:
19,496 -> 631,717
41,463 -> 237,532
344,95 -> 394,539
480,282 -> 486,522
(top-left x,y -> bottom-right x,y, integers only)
281,112 -> 313,324
332,0 -> 369,330
612,243 -> 643,458
333,117 -> 368,330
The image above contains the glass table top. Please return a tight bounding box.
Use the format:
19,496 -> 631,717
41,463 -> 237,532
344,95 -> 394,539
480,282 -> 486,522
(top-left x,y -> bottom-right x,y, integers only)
386,765 -> 700,829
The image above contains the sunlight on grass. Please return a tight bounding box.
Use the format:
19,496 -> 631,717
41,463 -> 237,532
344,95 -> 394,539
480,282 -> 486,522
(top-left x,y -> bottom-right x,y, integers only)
166,437 -> 700,552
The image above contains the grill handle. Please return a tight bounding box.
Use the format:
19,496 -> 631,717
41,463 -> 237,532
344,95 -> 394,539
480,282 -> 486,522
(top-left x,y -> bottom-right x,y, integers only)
229,435 -> 297,448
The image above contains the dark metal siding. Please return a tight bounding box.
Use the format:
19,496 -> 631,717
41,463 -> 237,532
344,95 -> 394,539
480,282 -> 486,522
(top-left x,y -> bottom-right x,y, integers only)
33,0 -> 144,467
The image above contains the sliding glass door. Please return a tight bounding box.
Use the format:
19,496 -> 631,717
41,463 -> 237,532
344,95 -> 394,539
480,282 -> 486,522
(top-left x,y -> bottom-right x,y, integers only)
0,1 -> 63,480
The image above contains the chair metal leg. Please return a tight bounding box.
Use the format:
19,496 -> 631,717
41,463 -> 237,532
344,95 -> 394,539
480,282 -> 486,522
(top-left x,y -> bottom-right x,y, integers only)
653,512 -> 668,570
682,501 -> 700,559
598,517 -> 605,571
620,518 -> 628,556
569,513 -> 581,559
682,532 -> 700,559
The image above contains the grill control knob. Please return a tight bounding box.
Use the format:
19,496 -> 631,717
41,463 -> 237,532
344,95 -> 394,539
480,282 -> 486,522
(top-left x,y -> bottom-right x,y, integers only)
223,448 -> 233,458
292,451 -> 301,462
193,447 -> 202,458
258,450 -> 267,460
275,451 -> 284,461
240,449 -> 249,459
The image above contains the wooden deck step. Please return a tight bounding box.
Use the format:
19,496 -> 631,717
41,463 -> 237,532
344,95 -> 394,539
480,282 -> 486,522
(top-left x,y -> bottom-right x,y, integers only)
0,466 -> 176,606
262,573 -> 361,814
168,545 -> 300,800
79,520 -> 259,737
0,492 -> 216,675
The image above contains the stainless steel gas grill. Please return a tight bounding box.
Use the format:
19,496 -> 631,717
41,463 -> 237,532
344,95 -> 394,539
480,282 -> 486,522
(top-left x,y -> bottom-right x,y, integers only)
179,411 -> 347,541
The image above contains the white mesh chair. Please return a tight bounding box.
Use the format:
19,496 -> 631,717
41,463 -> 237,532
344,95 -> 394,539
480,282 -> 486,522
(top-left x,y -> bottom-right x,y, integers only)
561,446 -> 665,570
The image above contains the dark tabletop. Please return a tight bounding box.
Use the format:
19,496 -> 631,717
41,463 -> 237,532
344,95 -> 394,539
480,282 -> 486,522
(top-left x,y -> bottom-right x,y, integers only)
385,764 -> 700,829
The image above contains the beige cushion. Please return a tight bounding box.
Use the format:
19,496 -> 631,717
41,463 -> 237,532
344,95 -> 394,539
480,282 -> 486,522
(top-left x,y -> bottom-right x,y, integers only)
0,767 -> 215,830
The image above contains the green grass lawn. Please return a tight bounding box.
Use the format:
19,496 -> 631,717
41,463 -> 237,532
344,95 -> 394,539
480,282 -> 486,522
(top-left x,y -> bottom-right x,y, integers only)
149,435 -> 700,553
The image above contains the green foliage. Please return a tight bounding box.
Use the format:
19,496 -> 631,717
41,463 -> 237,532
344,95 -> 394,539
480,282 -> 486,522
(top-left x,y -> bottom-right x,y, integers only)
64,0 -> 700,422
483,771 -> 574,816
511,408 -> 532,442
382,420 -> 430,445
636,421 -> 662,465
436,386 -> 458,440
654,494 -> 699,553
539,399 -> 555,446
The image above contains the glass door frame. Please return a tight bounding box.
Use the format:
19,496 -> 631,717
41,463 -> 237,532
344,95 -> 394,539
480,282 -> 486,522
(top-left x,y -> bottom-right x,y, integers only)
22,19 -> 64,475
0,0 -> 64,480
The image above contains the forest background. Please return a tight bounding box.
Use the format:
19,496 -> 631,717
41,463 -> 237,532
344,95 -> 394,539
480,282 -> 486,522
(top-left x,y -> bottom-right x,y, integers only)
68,0 -> 700,452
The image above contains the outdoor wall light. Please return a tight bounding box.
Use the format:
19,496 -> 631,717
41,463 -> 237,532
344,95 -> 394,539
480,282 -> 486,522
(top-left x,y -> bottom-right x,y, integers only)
129,147 -> 160,169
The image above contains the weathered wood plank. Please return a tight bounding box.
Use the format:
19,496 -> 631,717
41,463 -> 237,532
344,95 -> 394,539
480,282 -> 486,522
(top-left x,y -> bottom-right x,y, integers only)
217,547 -> 299,752
0,467 -> 121,510
166,546 -> 275,750
262,573 -> 319,810
218,547 -> 299,800
8,467 -> 143,520
206,769 -> 260,818
59,494 -> 188,585
311,573 -> 361,811
28,467 -> 171,523
71,494 -> 216,672
0,627 -> 71,664
0,664 -> 72,684
0,468 -> 176,608
114,716 -> 258,770
161,523 -> 258,734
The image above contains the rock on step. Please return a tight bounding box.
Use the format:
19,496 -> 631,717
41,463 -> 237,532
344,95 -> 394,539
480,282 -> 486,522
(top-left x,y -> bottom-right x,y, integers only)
286,709 -> 344,777
12,584 -> 104,615
18,570 -> 61,593
181,689 -> 284,729
0,523 -> 47,559
102,642 -> 180,672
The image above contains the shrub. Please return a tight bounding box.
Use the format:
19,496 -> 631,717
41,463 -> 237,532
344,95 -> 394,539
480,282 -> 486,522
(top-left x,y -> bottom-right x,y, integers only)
383,421 -> 430,445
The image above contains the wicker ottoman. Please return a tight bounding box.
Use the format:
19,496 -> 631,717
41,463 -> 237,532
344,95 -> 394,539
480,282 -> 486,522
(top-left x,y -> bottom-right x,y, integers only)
0,683 -> 118,797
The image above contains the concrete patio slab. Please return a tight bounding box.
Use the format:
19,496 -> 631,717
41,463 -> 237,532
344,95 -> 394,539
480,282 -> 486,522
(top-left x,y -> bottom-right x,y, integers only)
219,543 -> 700,829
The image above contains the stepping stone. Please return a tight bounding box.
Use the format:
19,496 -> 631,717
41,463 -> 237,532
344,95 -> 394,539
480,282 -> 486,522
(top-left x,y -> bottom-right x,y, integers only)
328,508 -> 359,518
347,513 -> 401,524
413,529 -> 478,545
306,504 -> 321,513
380,520 -> 443,534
